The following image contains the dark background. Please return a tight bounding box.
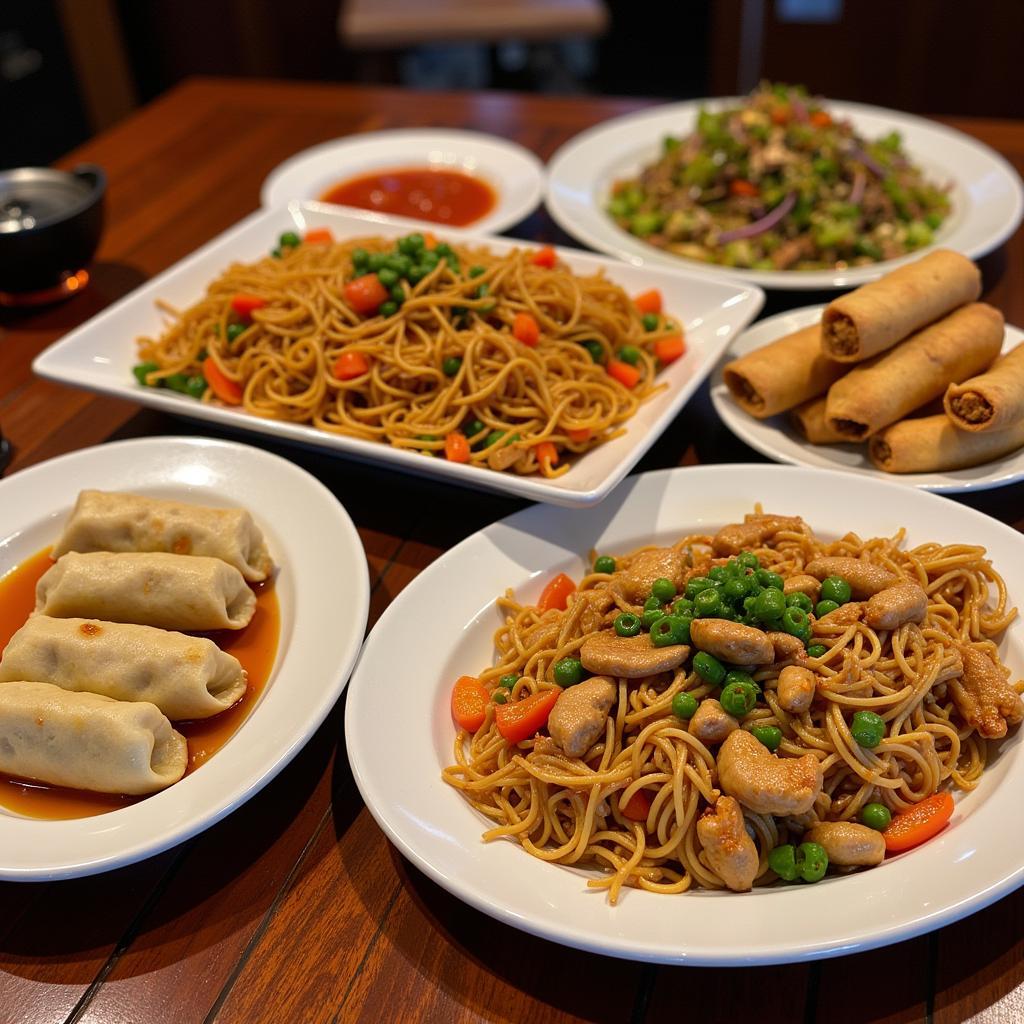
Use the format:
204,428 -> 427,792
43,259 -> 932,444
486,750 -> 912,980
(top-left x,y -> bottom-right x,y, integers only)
2,0 -> 1020,169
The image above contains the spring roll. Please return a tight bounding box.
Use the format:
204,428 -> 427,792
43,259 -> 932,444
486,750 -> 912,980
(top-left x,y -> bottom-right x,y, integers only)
0,616 -> 246,720
825,303 -> 1004,441
821,250 -> 982,363
35,552 -> 256,631
869,414 -> 1024,473
944,343 -> 1024,433
51,490 -> 273,582
723,324 -> 848,418
0,680 -> 187,794
789,397 -> 848,445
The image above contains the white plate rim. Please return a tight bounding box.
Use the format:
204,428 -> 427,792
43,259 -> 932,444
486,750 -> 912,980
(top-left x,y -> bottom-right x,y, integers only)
710,304 -> 1024,493
345,463 -> 1024,965
0,435 -> 370,881
545,97 -> 1024,291
260,128 -> 546,234
33,201 -> 765,509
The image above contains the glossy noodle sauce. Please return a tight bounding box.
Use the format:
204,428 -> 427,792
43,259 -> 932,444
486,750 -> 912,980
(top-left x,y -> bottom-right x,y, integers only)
0,547 -> 280,819
320,166 -> 496,226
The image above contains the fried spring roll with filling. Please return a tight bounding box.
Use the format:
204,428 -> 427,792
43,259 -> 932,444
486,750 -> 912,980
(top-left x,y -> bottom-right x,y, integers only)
944,343 -> 1024,433
869,414 -> 1024,473
821,250 -> 981,362
789,397 -> 848,445
825,303 -> 1004,441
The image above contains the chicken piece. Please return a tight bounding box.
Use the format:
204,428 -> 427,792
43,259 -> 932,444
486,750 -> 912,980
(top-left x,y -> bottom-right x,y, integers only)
688,698 -> 738,745
767,631 -> 806,663
547,676 -> 617,758
690,618 -> 774,666
572,588 -> 615,635
718,728 -> 822,815
777,664 -> 816,714
864,582 -> 928,631
618,547 -> 686,603
696,796 -> 759,892
804,821 -> 885,867
783,574 -> 821,601
951,644 -> 1024,739
815,601 -> 865,626
487,443 -> 526,472
579,632 -> 689,678
712,514 -> 803,556
803,557 -> 898,598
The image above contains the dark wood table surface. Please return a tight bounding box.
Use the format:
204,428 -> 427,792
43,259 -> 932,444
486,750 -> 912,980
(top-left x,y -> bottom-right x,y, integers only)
2,79 -> 1024,1024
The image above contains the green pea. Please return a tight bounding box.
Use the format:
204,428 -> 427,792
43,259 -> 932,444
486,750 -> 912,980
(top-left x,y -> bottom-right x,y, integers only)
618,345 -> 641,366
820,576 -> 852,605
672,692 -> 699,720
377,267 -> 399,287
352,247 -> 370,268
720,680 -> 757,717
270,247 -> 282,259
594,555 -> 616,575
724,558 -> 745,578
553,657 -> 584,688
851,710 -> 886,748
738,552 -> 760,570
671,597 -> 694,616
643,595 -> 662,612
651,577 -> 677,603
751,725 -> 782,751
581,340 -> 604,363
164,373 -> 190,393
484,430 -> 506,447
806,643 -> 828,659
693,588 -> 722,618
492,689 -> 508,705
379,300 -> 399,318
184,375 -> 207,399
641,312 -> 659,332
279,230 -> 301,248
782,607 -> 811,642
390,285 -> 405,304
367,252 -> 385,271
385,254 -> 411,276
649,615 -> 682,647
722,578 -> 748,603
226,323 -> 246,343
442,356 -> 462,377
407,265 -> 426,285
463,418 -> 485,440
686,576 -> 714,598
815,599 -> 840,618
420,249 -> 440,268
708,565 -> 728,583
860,802 -> 892,831
786,592 -> 813,614
757,569 -> 785,591
796,841 -> 828,883
498,674 -> 518,689
642,607 -> 667,630
132,362 -> 160,386
398,233 -> 425,255
754,588 -> 786,622
694,651 -> 725,686
769,844 -> 798,881
468,264 -> 486,277
474,283 -> 489,300
724,670 -> 757,690
673,614 -> 693,643
417,435 -> 438,442
435,242 -> 454,256
614,612 -> 642,637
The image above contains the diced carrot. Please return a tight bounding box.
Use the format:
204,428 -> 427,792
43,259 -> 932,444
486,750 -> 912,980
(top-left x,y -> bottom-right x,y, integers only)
423,232 -> 438,249
607,359 -> 641,389
535,441 -> 559,469
513,311 -> 540,347
883,792 -> 954,853
343,273 -> 389,315
810,110 -> 832,128
451,675 -> 490,732
729,179 -> 759,197
537,571 -> 575,613
567,427 -> 592,443
445,431 -> 470,463
202,356 -> 243,405
333,350 -> 370,380
230,293 -> 267,317
530,246 -> 557,268
654,334 -> 686,365
621,788 -> 652,821
495,688 -> 559,744
304,227 -> 334,243
633,289 -> 662,315
771,104 -> 790,125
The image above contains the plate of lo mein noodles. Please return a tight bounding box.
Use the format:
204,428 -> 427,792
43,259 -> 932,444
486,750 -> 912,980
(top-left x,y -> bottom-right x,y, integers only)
34,203 -> 763,508
345,464 -> 1024,964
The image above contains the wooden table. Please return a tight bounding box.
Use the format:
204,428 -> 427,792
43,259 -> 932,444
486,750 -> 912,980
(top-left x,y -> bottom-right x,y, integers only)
2,79 -> 1024,1024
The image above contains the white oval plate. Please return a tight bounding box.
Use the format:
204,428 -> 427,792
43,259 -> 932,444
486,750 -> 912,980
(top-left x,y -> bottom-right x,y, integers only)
546,99 -> 1024,291
261,128 -> 545,234
0,436 -> 369,880
34,202 -> 763,509
346,464 -> 1024,964
711,305 -> 1024,492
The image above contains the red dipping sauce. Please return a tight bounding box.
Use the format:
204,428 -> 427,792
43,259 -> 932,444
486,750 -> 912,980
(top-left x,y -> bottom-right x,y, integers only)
321,166 -> 497,226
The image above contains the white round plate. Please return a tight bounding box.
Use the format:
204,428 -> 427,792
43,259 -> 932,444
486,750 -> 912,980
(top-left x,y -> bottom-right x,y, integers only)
0,436 -> 369,880
711,305 -> 1024,492
546,99 -> 1024,291
261,129 -> 544,234
346,464 -> 1024,965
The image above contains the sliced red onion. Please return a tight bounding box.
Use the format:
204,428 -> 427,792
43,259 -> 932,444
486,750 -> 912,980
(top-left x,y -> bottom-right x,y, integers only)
850,169 -> 866,205
851,146 -> 886,178
717,192 -> 796,243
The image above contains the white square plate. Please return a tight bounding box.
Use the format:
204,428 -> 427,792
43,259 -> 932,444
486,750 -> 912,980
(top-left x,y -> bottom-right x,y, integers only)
34,203 -> 764,507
